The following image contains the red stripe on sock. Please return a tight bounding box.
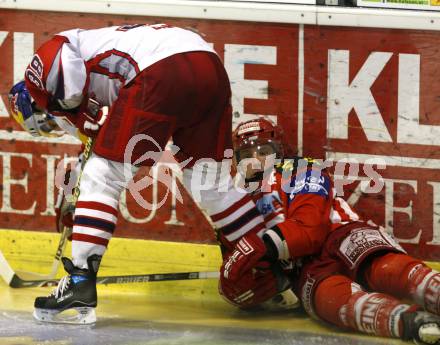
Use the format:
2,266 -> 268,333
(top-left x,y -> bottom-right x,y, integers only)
76,201 -> 118,216
72,233 -> 109,247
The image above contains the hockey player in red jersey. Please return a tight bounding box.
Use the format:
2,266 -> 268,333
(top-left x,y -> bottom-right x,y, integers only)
219,117 -> 440,345
8,24 -> 270,324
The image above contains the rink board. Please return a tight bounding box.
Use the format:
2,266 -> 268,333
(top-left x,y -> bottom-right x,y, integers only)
0,228 -> 407,345
0,228 -> 222,296
0,2 -> 439,344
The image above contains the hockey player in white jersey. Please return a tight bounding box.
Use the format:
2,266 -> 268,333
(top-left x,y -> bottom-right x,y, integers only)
8,24 -> 269,324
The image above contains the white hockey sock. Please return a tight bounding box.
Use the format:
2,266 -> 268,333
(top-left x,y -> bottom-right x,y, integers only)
71,154 -> 132,269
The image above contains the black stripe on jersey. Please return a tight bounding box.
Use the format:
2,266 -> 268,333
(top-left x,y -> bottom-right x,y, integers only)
218,208 -> 261,235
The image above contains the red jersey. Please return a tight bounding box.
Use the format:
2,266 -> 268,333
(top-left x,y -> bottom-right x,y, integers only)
251,158 -> 361,259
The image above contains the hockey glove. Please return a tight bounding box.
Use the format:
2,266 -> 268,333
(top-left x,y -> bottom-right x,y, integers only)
219,259 -> 299,310
220,232 -> 268,282
55,189 -> 75,240
54,155 -> 82,240
76,98 -> 108,138
219,259 -> 276,308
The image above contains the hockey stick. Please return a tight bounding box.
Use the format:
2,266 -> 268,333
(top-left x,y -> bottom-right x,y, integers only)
0,252 -> 219,288
0,140 -> 221,288
0,137 -> 95,282
13,225 -> 70,281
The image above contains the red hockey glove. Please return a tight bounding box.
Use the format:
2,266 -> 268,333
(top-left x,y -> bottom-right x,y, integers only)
76,98 -> 108,138
219,260 -> 282,309
219,259 -> 300,310
220,232 -> 268,282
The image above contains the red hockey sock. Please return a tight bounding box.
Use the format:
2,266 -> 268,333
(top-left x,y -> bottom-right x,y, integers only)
365,253 -> 440,315
314,275 -> 357,328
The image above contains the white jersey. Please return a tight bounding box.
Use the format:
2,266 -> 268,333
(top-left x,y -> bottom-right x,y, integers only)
45,24 -> 215,110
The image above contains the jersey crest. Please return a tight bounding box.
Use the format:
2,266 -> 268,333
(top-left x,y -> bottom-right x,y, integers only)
276,157 -> 330,203
289,170 -> 330,200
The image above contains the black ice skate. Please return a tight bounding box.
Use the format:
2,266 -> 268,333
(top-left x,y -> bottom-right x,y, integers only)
402,311 -> 440,345
33,255 -> 101,325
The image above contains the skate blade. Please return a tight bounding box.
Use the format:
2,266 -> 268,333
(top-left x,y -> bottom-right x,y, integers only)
33,307 -> 96,325
418,323 -> 440,345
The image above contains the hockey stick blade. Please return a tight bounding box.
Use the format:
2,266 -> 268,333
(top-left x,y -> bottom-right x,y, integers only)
5,270 -> 220,288
0,250 -> 58,288
0,250 -> 15,286
4,138 -> 94,282
13,228 -> 70,281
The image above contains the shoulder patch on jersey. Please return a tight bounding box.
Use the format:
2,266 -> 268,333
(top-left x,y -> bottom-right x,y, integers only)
25,69 -> 44,91
287,168 -> 330,201
29,54 -> 44,78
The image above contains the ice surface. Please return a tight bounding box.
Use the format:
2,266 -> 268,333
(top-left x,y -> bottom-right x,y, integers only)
0,310 -> 405,345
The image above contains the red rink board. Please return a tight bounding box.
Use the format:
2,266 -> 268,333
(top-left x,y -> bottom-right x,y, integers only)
0,10 -> 440,259
303,26 -> 440,260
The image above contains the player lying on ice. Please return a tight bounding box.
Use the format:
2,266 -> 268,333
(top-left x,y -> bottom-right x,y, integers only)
219,117 -> 440,345
8,23 -> 274,324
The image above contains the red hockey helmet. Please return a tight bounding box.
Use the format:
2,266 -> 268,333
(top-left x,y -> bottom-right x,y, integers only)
233,117 -> 284,162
